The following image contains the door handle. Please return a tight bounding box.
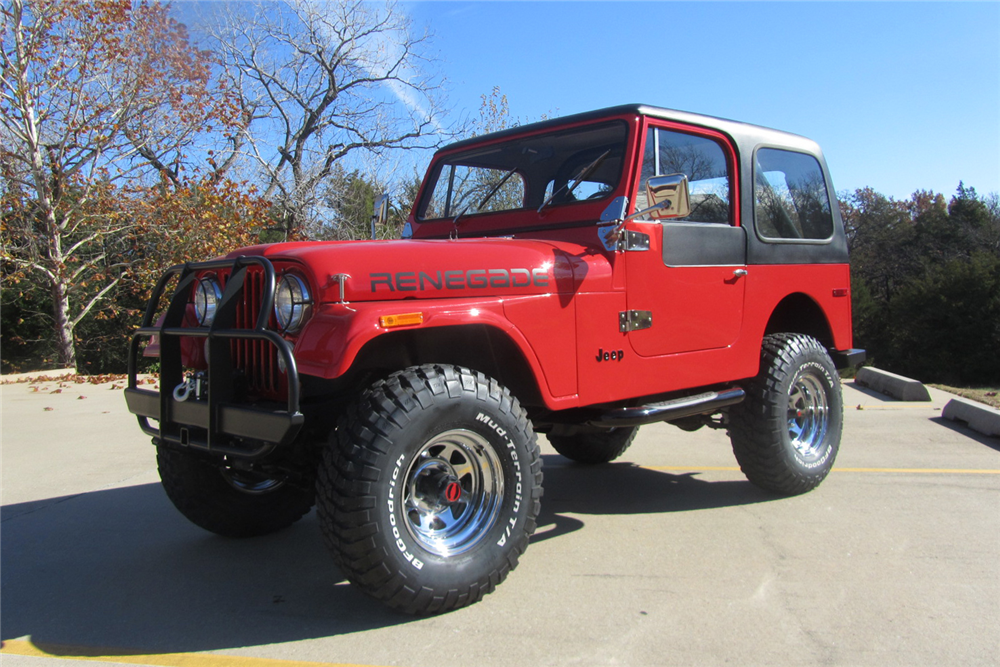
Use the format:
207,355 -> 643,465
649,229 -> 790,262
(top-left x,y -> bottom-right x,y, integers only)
732,269 -> 748,278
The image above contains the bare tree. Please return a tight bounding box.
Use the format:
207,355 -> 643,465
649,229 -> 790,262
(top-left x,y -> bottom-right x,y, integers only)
1,0 -> 230,368
208,0 -> 450,239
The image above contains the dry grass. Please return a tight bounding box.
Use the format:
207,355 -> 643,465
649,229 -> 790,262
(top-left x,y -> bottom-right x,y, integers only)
930,385 -> 1000,409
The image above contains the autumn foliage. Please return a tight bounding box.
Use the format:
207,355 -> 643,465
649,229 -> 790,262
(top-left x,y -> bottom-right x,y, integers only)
0,0 -> 254,372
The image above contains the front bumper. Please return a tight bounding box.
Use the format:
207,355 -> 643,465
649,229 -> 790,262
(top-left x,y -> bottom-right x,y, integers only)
125,256 -> 304,458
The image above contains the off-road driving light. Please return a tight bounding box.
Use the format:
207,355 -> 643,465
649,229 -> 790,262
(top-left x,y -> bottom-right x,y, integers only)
275,274 -> 312,333
193,277 -> 222,326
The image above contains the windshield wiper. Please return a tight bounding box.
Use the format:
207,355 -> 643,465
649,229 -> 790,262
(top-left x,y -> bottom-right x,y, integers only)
537,149 -> 612,214
452,164 -> 520,232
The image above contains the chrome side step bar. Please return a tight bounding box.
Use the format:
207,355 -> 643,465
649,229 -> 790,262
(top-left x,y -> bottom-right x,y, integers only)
589,387 -> 745,428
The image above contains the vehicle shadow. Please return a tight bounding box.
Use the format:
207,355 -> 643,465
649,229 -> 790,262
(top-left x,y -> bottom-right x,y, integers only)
532,454 -> 775,542
2,457 -> 773,655
1,483 -> 406,655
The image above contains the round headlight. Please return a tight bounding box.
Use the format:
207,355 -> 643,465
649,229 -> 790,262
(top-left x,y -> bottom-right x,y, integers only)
275,274 -> 311,333
194,278 -> 222,326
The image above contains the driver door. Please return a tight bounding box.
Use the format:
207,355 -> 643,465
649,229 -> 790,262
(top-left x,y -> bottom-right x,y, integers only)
625,123 -> 747,357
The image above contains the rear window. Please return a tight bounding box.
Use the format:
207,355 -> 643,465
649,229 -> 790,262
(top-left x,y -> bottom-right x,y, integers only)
753,148 -> 833,241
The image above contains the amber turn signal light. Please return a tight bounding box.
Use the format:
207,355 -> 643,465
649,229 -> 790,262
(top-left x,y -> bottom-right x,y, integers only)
380,312 -> 424,328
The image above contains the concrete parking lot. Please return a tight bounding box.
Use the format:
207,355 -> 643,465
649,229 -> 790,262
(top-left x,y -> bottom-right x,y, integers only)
2,376 -> 998,666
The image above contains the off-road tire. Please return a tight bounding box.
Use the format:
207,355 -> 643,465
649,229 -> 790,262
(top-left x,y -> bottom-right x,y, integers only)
548,426 -> 639,464
157,446 -> 314,538
729,333 -> 843,495
316,364 -> 543,615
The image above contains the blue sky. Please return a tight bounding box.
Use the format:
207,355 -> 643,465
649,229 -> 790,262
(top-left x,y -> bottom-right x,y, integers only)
402,1 -> 999,202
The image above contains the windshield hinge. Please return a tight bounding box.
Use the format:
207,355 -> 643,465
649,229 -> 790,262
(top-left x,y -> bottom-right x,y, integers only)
620,310 -> 653,333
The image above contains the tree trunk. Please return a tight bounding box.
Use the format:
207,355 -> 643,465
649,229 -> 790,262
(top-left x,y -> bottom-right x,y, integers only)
51,279 -> 77,370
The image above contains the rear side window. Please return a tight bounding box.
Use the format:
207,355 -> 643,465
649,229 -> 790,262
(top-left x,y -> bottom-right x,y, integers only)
754,149 -> 833,241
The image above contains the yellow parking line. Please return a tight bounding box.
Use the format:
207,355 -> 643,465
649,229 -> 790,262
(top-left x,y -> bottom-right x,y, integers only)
643,465 -> 742,472
644,466 -> 1000,474
851,405 -> 941,410
0,639 -> 387,667
833,467 -> 1000,474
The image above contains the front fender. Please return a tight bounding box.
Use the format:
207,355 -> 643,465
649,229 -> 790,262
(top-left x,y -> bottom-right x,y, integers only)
293,298 -> 577,407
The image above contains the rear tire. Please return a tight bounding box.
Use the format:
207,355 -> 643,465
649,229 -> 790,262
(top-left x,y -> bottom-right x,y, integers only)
316,364 -> 543,614
157,446 -> 314,537
548,426 -> 638,464
729,333 -> 842,495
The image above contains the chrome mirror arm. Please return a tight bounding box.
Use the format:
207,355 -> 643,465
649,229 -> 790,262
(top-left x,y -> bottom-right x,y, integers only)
597,198 -> 673,251
596,174 -> 690,251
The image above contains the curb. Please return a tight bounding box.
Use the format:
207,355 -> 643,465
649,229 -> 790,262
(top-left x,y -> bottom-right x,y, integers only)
854,367 -> 931,402
0,368 -> 77,384
942,398 -> 1000,437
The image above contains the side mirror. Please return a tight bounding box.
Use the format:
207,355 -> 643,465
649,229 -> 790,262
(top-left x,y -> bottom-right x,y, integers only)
371,194 -> 390,239
596,174 -> 691,251
645,174 -> 690,220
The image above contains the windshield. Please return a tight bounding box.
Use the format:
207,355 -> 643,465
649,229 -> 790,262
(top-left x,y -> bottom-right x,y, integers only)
417,121 -> 629,222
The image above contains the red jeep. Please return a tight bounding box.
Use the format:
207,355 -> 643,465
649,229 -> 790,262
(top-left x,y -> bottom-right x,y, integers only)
126,104 -> 864,614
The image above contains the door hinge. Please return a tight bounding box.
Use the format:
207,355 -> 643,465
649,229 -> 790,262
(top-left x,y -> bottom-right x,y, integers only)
620,310 -> 653,333
619,230 -> 650,252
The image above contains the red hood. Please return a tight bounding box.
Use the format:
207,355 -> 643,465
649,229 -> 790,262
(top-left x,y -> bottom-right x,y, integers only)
224,238 -> 612,303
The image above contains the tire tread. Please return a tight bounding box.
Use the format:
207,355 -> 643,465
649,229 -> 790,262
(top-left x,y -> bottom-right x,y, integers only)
316,364 -> 543,614
729,333 -> 842,496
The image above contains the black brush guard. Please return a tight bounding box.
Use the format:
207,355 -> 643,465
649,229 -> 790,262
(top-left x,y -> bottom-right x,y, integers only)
125,256 -> 304,459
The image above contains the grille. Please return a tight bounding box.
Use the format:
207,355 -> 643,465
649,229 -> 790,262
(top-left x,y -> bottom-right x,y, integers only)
228,266 -> 281,396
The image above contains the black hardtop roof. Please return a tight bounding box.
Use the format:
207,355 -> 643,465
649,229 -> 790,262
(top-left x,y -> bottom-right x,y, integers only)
440,104 -> 820,156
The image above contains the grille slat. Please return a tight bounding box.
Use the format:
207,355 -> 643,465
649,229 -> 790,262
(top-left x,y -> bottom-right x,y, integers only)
227,266 -> 280,397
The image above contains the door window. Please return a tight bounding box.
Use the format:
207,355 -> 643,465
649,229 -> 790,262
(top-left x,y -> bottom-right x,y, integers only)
635,127 -> 731,224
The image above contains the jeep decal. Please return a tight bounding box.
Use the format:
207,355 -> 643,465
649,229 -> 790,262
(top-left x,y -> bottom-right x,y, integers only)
370,268 -> 549,292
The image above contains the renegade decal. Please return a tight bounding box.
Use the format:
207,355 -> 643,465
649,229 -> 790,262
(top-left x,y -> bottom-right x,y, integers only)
370,268 -> 549,293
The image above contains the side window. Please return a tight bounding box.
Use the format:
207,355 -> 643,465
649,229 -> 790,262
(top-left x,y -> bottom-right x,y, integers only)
635,127 -> 731,224
423,165 -> 525,219
754,149 -> 833,241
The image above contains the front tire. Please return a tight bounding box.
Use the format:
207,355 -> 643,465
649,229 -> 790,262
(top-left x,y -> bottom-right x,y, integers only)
157,446 -> 315,537
316,364 -> 543,614
729,333 -> 843,495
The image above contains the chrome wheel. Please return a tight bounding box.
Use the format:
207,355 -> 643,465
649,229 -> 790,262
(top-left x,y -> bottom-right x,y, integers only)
787,370 -> 830,461
403,429 -> 504,557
